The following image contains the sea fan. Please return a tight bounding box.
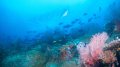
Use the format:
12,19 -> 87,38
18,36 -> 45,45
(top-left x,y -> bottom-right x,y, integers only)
77,32 -> 108,66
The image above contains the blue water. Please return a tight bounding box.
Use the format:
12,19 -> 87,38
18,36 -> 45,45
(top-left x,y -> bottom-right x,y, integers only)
0,0 -> 115,42
0,0 -> 120,67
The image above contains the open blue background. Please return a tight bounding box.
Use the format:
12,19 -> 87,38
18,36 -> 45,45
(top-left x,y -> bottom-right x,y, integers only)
0,0 -> 118,45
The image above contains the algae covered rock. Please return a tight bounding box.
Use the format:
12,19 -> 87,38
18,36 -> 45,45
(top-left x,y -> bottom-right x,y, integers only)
61,61 -> 79,67
2,54 -> 26,67
2,49 -> 46,67
46,62 -> 59,67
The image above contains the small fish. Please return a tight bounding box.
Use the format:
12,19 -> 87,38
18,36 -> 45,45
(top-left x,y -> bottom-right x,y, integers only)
62,9 -> 68,17
83,13 -> 88,16
59,22 -> 63,25
53,41 -> 57,43
59,40 -> 62,42
78,29 -> 83,32
63,24 -> 72,28
77,20 -> 82,24
75,19 -> 79,21
93,14 -> 98,19
88,17 -> 93,22
71,19 -> 80,24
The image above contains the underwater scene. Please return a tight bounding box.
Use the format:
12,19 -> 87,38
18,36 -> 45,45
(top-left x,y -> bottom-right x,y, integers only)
1,0 -> 120,67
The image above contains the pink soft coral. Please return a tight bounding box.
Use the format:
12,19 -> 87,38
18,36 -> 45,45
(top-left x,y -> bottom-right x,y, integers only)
77,32 -> 108,66
89,32 -> 108,61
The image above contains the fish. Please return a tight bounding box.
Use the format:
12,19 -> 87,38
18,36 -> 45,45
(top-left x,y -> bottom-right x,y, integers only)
62,9 -> 68,17
88,17 -> 93,22
71,19 -> 80,24
78,29 -> 83,32
59,40 -> 62,42
83,13 -> 88,16
63,24 -> 72,28
75,19 -> 79,21
59,22 -> 63,25
93,14 -> 98,19
53,41 -> 57,43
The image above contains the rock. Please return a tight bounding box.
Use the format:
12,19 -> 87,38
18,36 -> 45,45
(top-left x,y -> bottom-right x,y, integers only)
2,49 -> 46,67
46,62 -> 59,67
61,61 -> 79,67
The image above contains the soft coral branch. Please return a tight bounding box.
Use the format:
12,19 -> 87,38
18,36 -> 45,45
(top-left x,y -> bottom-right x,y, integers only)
100,50 -> 116,64
89,32 -> 108,61
103,40 -> 120,51
77,32 -> 108,66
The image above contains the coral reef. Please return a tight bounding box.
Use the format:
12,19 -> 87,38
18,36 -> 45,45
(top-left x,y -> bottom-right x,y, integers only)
103,39 -> 120,51
2,32 -> 120,67
105,21 -> 115,36
100,50 -> 116,64
2,49 -> 46,67
77,32 -> 108,67
77,32 -> 120,67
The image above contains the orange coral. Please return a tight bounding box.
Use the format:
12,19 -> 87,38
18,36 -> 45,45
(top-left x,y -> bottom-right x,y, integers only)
60,45 -> 72,60
103,40 -> 120,51
100,50 -> 116,64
